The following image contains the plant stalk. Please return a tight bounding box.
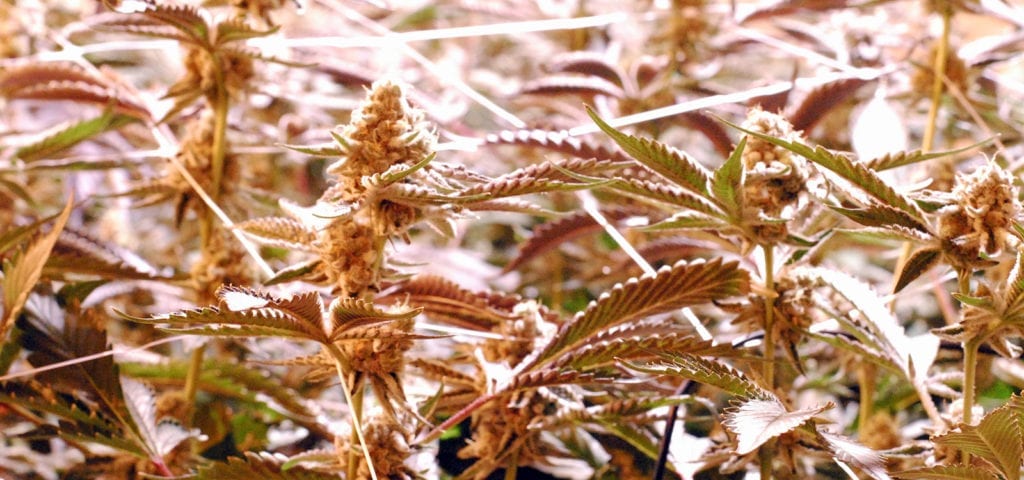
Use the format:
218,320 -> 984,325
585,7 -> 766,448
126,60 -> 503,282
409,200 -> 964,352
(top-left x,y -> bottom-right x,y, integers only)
760,244 -> 777,480
857,362 -> 876,438
183,344 -> 205,427
962,337 -> 981,427
326,343 -> 378,480
922,2 -> 952,154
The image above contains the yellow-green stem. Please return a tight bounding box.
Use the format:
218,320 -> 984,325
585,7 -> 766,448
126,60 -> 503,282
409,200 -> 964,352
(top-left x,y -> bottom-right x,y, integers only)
760,245 -> 776,480
922,4 -> 952,154
763,245 -> 776,389
962,337 -> 981,427
183,344 -> 205,427
325,344 -> 378,480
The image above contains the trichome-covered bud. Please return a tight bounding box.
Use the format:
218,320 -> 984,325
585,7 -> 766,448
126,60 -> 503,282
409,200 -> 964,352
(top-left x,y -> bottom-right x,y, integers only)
737,107 -> 817,244
940,162 -> 1020,259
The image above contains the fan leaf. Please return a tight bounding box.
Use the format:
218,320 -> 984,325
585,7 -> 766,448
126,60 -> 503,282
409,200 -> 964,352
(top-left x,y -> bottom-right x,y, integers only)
526,258 -> 748,369
724,398 -> 833,455
711,136 -> 745,217
933,395 -> 1024,480
623,354 -> 772,400
586,105 -> 712,195
2,196 -> 73,340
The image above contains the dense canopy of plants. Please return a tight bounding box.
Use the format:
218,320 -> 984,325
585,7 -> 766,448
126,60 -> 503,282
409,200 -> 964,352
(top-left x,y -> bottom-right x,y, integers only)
3,0 -> 1024,479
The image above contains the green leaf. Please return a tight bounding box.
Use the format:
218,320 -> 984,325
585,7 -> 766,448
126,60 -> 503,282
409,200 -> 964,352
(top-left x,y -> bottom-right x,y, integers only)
723,398 -> 832,455
526,258 -> 748,369
711,136 -> 745,217
640,210 -> 728,231
622,354 -> 772,400
724,118 -> 926,222
831,204 -> 931,233
279,142 -> 347,157
894,248 -> 942,293
2,195 -> 73,340
586,105 -> 711,195
327,298 -> 421,343
120,286 -> 329,344
865,139 -> 991,172
15,113 -> 137,162
1002,249 -> 1024,319
934,395 -> 1024,480
604,178 -> 725,218
215,18 -> 279,45
895,466 -> 1000,480
265,259 -> 322,286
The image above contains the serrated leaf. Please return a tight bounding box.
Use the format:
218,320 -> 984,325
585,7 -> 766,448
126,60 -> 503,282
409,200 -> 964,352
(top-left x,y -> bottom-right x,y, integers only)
712,136 -> 745,217
641,210 -> 728,231
894,248 -> 942,293
15,112 -> 137,162
819,431 -> 892,480
520,75 -> 626,98
724,118 -> 926,221
327,297 -> 420,342
604,178 -> 724,217
121,359 -> 316,420
934,395 -> 1024,480
121,286 -> 328,343
623,354 -> 772,400
831,204 -> 931,233
724,399 -> 833,455
1002,249 -> 1024,319
214,17 -> 279,44
503,208 -> 639,273
265,259 -> 322,286
484,128 -> 629,162
279,142 -> 347,157
866,140 -> 991,172
381,274 -> 513,330
527,258 -> 748,369
121,377 -> 195,458
2,196 -> 73,339
586,105 -> 711,195
895,466 -> 1000,480
550,332 -> 727,371
197,452 -> 342,480
47,229 -> 174,280
236,217 -> 318,251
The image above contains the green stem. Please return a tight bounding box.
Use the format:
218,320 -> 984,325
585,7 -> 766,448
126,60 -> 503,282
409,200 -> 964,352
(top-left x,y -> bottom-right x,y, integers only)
761,244 -> 777,480
962,337 -> 981,426
763,245 -> 777,390
325,344 -> 378,480
922,3 -> 952,153
183,344 -> 205,427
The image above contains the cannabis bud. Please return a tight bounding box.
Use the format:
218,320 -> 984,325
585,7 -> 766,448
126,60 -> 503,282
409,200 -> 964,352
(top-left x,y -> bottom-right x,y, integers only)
738,106 -> 817,244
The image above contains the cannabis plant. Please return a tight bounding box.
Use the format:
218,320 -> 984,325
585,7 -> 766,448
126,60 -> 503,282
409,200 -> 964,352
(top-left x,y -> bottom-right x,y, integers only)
5,0 -> 1024,479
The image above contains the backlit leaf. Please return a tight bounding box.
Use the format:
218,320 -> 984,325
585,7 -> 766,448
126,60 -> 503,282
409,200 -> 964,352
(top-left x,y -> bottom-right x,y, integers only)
723,398 -> 832,455
14,112 -> 137,162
